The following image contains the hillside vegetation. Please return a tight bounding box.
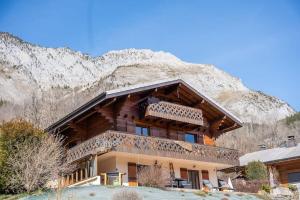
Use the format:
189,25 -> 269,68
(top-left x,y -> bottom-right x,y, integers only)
217,112 -> 300,154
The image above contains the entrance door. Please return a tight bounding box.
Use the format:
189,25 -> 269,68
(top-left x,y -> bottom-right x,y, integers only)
188,170 -> 200,189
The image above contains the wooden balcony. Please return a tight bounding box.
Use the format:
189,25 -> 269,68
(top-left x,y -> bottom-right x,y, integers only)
67,130 -> 239,166
145,101 -> 205,126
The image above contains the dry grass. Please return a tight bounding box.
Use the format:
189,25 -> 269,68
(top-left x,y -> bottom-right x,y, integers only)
112,189 -> 142,200
194,190 -> 208,197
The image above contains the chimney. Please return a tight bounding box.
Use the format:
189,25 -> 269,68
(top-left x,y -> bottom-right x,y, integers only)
287,136 -> 296,147
258,144 -> 267,150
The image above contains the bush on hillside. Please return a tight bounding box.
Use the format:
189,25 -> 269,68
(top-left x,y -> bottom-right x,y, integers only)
261,184 -> 271,193
245,161 -> 268,181
0,119 -> 72,194
286,112 -> 300,126
288,184 -> 298,192
0,119 -> 44,192
232,179 -> 269,193
112,189 -> 142,200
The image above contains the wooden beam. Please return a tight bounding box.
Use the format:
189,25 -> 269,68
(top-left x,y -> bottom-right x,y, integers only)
75,110 -> 97,124
192,99 -> 205,108
164,83 -> 181,95
218,123 -> 238,133
153,92 -> 182,104
69,121 -> 87,140
102,98 -> 117,108
210,116 -> 227,133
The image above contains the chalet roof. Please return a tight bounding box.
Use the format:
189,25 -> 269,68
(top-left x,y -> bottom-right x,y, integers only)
240,143 -> 300,166
45,78 -> 243,132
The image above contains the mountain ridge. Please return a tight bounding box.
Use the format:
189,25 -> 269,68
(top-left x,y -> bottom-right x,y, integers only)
0,32 -> 295,126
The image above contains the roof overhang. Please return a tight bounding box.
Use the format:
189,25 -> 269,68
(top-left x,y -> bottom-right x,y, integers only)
45,79 -> 243,133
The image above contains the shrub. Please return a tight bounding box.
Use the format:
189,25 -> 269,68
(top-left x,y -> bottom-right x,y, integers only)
0,99 -> 7,107
232,179 -> 268,193
245,161 -> 268,180
261,184 -> 271,193
286,112 -> 300,125
0,119 -> 45,192
0,119 -> 72,194
194,190 -> 207,197
288,184 -> 298,192
112,189 -> 142,200
137,165 -> 170,188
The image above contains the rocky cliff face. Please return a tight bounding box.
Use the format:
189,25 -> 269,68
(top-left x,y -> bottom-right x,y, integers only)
0,32 -> 295,127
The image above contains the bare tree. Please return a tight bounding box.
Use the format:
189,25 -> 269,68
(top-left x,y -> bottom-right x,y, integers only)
269,118 -> 280,148
137,164 -> 171,188
4,134 -> 74,193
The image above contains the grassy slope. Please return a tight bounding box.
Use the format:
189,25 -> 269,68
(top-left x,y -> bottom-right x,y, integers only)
20,186 -> 263,200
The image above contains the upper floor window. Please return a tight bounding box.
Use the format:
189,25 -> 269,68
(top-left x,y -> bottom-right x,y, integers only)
184,133 -> 197,143
135,126 -> 150,136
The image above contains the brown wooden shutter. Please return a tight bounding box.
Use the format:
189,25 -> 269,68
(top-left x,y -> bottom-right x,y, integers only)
201,170 -> 209,180
180,168 -> 188,179
128,162 -> 137,182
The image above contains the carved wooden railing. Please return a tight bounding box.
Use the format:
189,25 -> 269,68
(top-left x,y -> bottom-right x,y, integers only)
67,130 -> 239,166
145,101 -> 204,126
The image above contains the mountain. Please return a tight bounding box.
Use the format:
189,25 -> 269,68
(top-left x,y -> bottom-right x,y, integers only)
0,32 -> 297,153
0,33 -> 300,153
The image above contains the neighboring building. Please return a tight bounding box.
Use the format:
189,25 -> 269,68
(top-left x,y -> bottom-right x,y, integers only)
239,137 -> 300,187
46,79 -> 242,188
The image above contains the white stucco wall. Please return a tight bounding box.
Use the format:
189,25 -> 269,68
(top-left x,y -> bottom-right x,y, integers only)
97,156 -> 116,174
111,152 -> 219,187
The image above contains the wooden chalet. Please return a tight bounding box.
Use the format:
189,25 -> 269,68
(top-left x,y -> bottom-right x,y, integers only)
46,79 -> 243,188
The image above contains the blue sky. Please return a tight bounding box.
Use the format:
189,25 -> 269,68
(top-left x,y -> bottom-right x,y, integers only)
0,0 -> 299,111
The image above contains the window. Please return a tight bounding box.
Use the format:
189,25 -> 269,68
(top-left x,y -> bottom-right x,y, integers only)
288,172 -> 300,183
184,133 -> 197,143
135,126 -> 150,136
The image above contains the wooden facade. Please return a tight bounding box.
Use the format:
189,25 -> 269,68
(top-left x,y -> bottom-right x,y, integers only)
269,159 -> 300,185
46,79 -> 242,187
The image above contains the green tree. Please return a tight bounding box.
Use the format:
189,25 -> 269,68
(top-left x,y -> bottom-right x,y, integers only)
245,161 -> 268,180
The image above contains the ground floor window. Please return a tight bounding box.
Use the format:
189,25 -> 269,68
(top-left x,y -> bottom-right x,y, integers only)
128,162 -> 149,186
201,170 -> 209,180
288,172 -> 300,183
180,168 -> 200,189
